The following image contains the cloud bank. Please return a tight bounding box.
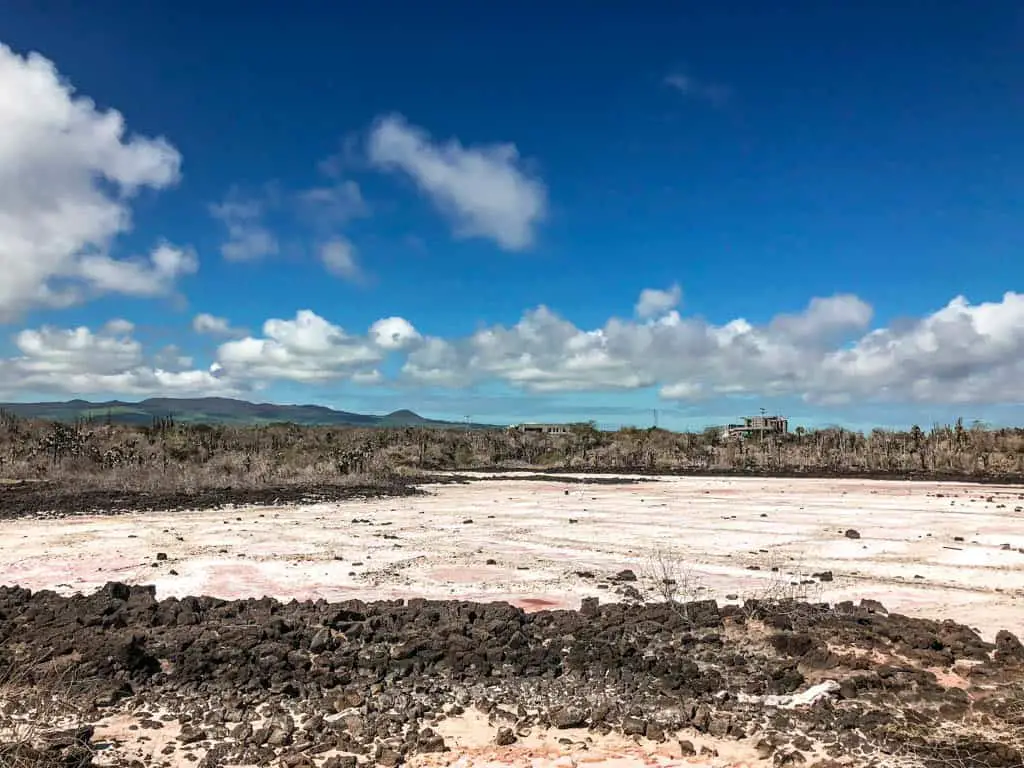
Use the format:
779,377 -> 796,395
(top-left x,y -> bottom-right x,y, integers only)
3,289 -> 1023,408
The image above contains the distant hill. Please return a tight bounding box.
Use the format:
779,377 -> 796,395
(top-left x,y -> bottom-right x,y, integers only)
0,397 -> 499,429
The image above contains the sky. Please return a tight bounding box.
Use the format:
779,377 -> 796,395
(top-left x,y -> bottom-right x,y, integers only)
0,1 -> 1023,431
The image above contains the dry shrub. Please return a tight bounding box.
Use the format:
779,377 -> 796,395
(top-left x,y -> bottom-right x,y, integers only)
642,544 -> 708,622
0,651 -> 92,768
2,411 -> 1024,495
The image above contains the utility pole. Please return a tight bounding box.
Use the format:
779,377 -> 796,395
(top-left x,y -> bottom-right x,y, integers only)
652,408 -> 658,429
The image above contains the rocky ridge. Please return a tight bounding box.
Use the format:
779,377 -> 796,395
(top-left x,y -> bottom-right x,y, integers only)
1,584 -> 1022,767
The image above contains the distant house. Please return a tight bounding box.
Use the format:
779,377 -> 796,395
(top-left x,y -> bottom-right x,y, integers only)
507,423 -> 572,435
720,414 -> 788,440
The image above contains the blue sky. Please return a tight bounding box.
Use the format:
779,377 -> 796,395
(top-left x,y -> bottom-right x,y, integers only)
0,2 -> 1022,430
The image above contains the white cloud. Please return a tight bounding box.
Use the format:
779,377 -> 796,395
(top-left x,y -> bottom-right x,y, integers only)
636,284 -> 682,318
216,310 -> 382,383
102,318 -> 135,336
367,114 -> 546,251
299,180 -> 367,227
815,293 -> 1024,404
78,243 -> 197,297
659,381 -> 704,400
369,316 -> 421,350
152,344 -> 193,370
402,288 -> 1024,406
400,337 -> 465,387
319,237 -> 360,280
0,43 -> 183,320
0,323 -> 234,398
210,196 -> 279,262
192,313 -> 244,338
5,291 -> 1024,408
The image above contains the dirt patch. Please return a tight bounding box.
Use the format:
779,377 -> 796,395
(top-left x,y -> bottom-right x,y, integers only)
510,596 -> 566,611
0,479 -> 423,519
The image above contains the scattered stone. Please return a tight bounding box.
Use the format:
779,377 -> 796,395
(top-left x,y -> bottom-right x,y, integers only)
859,598 -> 887,614
995,629 -> 1024,664
156,552 -> 168,561
495,726 -> 517,746
812,571 -> 834,582
775,750 -> 807,766
551,706 -> 587,729
178,726 -> 206,745
621,716 -> 645,736
309,628 -> 333,653
645,722 -> 665,742
844,530 -> 861,540
613,569 -> 637,582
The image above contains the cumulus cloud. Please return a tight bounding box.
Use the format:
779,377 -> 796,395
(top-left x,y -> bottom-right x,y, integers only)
0,311 -> 421,398
319,237 -> 361,280
369,316 -> 421,351
78,243 -> 198,297
215,310 -> 383,383
5,291 -> 1024,407
210,195 -> 279,262
192,313 -> 244,338
367,114 -> 546,251
635,284 -> 682,319
815,293 -> 1024,404
401,289 -> 1024,406
0,323 -> 234,398
0,43 -> 183,320
102,318 -> 135,336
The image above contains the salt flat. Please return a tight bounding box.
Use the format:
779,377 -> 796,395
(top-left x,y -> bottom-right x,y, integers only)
3,474 -> 1023,639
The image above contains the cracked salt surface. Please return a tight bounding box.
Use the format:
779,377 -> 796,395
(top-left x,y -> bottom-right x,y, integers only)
2,474 -> 1023,639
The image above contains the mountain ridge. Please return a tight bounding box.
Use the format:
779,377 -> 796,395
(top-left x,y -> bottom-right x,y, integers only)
0,397 -> 500,429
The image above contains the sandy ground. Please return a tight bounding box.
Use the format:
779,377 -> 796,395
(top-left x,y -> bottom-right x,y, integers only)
2,474 -> 1024,640
87,706 -> 776,768
411,708 -> 773,768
